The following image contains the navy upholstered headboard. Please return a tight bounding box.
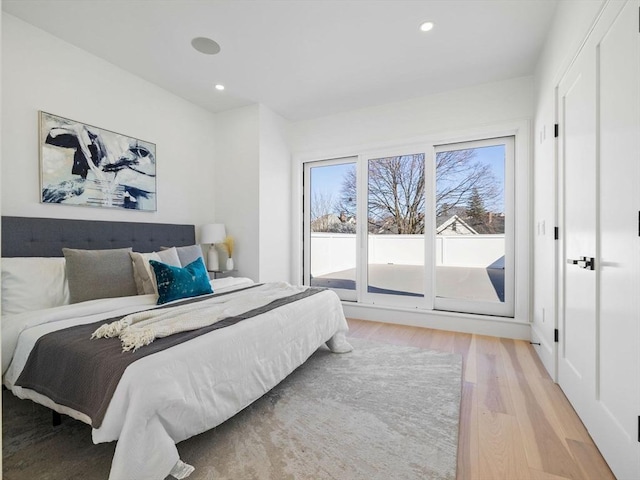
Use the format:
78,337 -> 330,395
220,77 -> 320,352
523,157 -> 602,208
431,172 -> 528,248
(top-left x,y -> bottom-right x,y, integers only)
1,216 -> 196,257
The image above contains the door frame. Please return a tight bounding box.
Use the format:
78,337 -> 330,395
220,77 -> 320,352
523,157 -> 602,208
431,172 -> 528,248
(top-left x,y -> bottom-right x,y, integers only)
553,3 -> 639,479
433,136 -> 516,318
302,156 -> 359,302
291,119 -> 531,324
357,143 -> 433,310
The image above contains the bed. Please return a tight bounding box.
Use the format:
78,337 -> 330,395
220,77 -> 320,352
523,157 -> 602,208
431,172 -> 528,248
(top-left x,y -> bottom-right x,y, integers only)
1,216 -> 352,480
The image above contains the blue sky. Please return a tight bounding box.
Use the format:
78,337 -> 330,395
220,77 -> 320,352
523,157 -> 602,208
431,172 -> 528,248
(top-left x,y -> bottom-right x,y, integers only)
310,162 -> 355,204
445,144 -> 505,211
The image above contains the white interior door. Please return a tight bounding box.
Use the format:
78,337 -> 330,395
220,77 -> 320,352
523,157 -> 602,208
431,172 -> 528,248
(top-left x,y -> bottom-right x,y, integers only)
591,1 -> 640,477
557,2 -> 640,478
557,37 -> 597,426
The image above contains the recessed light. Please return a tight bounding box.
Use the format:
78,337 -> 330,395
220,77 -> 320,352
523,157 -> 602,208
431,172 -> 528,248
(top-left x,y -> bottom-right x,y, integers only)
191,37 -> 221,55
215,84 -> 225,91
419,22 -> 434,32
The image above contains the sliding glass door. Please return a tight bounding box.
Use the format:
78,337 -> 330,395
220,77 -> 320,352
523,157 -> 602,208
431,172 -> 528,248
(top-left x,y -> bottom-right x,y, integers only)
434,137 -> 514,316
302,136 -> 515,317
362,151 -> 428,308
303,158 -> 357,301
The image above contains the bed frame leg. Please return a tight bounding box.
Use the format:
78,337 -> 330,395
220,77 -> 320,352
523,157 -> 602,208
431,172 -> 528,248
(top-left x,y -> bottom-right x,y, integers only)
52,411 -> 61,427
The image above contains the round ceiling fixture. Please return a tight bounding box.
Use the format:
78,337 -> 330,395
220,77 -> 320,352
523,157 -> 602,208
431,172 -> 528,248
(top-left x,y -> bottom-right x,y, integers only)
419,22 -> 434,32
214,84 -> 225,91
191,37 -> 221,55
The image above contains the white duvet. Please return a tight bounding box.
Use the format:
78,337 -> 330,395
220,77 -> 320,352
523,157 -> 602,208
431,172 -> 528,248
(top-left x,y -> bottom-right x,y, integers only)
2,278 -> 352,480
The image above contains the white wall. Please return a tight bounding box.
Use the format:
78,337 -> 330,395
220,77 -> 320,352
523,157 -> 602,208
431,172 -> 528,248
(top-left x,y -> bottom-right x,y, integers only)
213,104 -> 292,283
531,0 -> 605,377
213,105 -> 260,281
1,14 -> 217,228
288,76 -> 534,154
258,105 -> 292,283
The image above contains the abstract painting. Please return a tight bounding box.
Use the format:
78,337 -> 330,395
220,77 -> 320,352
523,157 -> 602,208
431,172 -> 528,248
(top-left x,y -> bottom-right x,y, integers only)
39,111 -> 156,211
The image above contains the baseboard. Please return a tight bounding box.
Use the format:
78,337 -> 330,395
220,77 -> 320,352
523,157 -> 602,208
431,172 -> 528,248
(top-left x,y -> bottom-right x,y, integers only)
342,302 -> 531,340
530,323 -> 556,380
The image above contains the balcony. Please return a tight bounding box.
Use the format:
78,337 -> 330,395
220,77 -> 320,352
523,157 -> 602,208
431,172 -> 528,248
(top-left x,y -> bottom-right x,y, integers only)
310,233 -> 505,302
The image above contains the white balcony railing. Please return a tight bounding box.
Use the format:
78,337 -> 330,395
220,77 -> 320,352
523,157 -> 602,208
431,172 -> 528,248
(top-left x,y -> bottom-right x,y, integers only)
310,233 -> 505,277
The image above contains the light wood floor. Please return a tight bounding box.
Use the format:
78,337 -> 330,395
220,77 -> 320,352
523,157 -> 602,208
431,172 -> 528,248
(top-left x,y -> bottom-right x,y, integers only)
346,318 -> 616,480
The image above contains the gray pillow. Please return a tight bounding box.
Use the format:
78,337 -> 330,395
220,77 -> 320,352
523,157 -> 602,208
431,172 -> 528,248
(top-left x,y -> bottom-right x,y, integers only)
129,248 -> 182,295
157,247 -> 181,267
161,244 -> 204,267
63,247 -> 137,303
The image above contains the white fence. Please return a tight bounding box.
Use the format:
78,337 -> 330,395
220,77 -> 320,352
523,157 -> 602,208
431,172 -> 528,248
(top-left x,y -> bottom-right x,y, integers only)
310,233 -> 505,276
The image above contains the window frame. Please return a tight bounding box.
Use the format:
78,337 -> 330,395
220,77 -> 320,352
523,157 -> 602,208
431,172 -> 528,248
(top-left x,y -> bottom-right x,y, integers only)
303,156 -> 359,302
357,143 -> 434,309
432,136 -> 515,317
292,120 -> 531,325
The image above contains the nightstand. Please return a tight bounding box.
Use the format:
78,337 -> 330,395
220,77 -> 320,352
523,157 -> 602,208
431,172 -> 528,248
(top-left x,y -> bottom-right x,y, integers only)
208,270 -> 237,279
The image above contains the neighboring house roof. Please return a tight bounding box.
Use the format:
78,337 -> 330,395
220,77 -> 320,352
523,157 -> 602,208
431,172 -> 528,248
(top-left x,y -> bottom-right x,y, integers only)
311,213 -> 356,232
436,215 -> 479,235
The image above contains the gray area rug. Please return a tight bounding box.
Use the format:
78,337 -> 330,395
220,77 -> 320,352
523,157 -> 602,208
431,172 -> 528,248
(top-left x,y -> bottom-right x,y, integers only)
3,338 -> 462,480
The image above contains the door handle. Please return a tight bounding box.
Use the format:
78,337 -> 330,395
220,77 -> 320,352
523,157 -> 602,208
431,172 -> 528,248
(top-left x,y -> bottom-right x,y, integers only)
567,256 -> 595,270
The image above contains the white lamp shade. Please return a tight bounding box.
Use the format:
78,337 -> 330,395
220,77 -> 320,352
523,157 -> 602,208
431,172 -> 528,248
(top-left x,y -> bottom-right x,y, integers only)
201,224 -> 226,244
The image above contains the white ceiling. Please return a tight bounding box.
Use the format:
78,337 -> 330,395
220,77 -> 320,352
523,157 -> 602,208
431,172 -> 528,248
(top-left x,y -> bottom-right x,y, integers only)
2,0 -> 558,121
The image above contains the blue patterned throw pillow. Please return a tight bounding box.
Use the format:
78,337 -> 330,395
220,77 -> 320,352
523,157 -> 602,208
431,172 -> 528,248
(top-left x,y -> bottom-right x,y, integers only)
149,257 -> 213,305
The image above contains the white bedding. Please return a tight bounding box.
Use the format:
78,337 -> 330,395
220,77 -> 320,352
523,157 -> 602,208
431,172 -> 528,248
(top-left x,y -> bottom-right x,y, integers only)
2,276 -> 254,374
3,278 -> 351,480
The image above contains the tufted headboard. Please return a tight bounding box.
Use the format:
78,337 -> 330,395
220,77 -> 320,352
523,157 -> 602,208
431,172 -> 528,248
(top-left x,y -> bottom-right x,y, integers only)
1,216 -> 196,257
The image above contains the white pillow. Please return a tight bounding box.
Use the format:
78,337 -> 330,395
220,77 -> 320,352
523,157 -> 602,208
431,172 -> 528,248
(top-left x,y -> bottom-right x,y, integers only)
130,247 -> 181,295
1,257 -> 70,315
130,252 -> 161,295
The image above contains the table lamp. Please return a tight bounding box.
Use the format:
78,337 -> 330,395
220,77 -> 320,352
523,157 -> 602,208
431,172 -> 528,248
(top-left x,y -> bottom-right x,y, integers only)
200,223 -> 226,271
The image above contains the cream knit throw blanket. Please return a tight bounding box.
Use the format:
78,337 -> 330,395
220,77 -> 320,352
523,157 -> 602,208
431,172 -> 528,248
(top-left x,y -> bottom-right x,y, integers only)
91,282 -> 306,352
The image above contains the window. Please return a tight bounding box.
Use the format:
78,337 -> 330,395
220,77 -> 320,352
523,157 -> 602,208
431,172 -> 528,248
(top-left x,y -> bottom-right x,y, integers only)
302,136 -> 515,318
434,137 -> 514,317
362,151 -> 427,308
304,158 -> 357,301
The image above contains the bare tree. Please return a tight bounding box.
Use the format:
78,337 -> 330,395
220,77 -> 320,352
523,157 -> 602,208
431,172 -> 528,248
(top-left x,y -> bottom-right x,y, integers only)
338,149 -> 500,234
310,190 -> 336,232
435,149 -> 499,218
369,154 -> 425,233
336,167 -> 357,218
